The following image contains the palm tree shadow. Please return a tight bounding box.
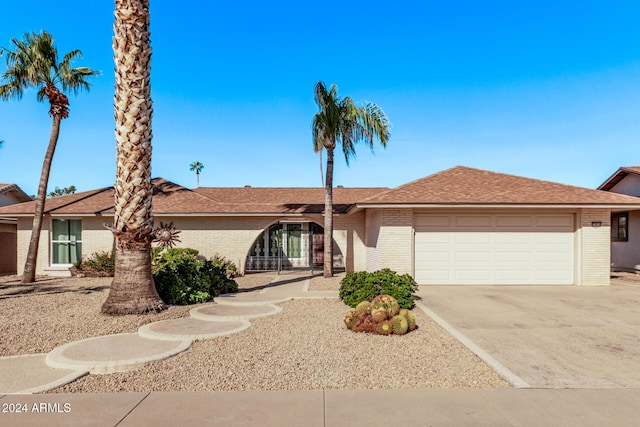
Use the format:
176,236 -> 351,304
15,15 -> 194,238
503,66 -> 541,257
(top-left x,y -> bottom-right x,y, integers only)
0,278 -> 110,300
236,271 -> 324,293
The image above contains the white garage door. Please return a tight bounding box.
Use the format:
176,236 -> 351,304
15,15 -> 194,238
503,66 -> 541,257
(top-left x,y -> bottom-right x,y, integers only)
414,214 -> 575,285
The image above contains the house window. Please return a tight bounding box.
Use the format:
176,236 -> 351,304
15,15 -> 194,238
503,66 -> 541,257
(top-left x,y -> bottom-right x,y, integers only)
286,224 -> 302,258
51,219 -> 82,264
611,212 -> 628,242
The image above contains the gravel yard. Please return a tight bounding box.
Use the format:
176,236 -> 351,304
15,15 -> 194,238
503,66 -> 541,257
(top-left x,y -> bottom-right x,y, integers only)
0,272 -> 510,392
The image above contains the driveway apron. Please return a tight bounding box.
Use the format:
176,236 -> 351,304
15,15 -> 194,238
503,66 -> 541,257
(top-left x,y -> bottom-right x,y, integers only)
417,283 -> 640,388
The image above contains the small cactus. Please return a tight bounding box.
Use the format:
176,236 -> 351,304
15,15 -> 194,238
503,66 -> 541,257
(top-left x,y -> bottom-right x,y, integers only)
401,309 -> 417,331
344,310 -> 359,330
371,308 -> 388,323
391,315 -> 409,335
355,300 -> 371,315
376,320 -> 392,335
371,295 -> 400,318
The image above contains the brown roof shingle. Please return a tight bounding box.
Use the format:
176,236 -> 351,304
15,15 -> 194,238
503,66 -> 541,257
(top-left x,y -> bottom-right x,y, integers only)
0,179 -> 388,216
359,166 -> 640,206
192,187 -> 388,214
1,167 -> 637,217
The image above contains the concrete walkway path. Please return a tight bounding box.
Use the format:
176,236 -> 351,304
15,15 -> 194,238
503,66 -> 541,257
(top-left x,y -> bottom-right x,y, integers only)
0,272 -> 336,394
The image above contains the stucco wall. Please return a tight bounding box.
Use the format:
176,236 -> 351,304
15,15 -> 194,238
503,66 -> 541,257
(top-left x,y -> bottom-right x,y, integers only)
610,174 -> 640,197
578,209 -> 611,285
611,210 -> 640,272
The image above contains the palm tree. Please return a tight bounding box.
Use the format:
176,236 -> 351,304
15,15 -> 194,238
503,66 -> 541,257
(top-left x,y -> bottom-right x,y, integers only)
0,31 -> 98,284
48,185 -> 76,197
101,0 -> 166,314
312,81 -> 390,277
189,161 -> 204,187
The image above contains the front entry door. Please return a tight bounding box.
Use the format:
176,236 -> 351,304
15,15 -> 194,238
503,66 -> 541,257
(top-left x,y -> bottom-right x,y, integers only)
311,223 -> 324,264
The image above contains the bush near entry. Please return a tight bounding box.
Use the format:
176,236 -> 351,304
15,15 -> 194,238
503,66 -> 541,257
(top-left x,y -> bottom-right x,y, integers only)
152,248 -> 238,305
339,268 -> 418,309
72,251 -> 115,277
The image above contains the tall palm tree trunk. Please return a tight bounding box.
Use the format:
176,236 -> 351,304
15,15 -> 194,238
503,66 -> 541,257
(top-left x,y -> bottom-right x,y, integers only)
102,0 -> 165,315
323,146 -> 334,277
22,114 -> 62,283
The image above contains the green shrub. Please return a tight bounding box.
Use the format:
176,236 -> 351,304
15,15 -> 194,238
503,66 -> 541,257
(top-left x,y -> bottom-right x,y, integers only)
211,253 -> 238,277
339,268 -> 418,309
152,248 -> 238,305
72,251 -> 115,277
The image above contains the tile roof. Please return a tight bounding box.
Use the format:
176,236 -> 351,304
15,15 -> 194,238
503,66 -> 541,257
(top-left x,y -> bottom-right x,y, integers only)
358,166 -> 640,206
597,166 -> 640,191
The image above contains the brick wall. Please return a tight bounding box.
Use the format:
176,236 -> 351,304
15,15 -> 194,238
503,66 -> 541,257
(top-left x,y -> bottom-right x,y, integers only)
17,214 -> 366,276
376,208 -> 413,275
365,209 -> 382,272
16,218 -> 50,276
579,208 -> 611,285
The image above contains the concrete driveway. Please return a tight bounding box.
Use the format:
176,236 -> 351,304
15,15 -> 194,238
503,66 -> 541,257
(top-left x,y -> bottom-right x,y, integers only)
417,283 -> 640,388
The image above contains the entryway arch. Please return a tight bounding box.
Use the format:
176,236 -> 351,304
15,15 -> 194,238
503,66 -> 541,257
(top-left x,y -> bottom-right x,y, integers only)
245,220 -> 342,272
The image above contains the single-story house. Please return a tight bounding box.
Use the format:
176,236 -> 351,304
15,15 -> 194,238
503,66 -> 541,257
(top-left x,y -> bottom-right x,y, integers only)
0,183 -> 32,275
1,166 -> 639,285
598,166 -> 640,272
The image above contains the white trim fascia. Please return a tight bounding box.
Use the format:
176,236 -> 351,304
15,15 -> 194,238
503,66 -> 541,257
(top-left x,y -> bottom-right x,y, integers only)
356,203 -> 640,210
2,213 -> 345,218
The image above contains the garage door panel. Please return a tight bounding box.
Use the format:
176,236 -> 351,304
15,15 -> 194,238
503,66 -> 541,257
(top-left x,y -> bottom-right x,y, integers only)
495,270 -> 534,282
454,233 -> 491,244
455,270 -> 492,281
537,270 -> 573,282
495,233 -> 532,244
415,214 -> 574,285
455,216 -> 492,227
496,216 -> 533,227
537,252 -> 573,263
418,270 -> 453,282
417,251 -> 450,262
455,251 -> 491,262
495,251 -> 532,262
537,215 -> 574,228
537,233 -> 573,243
417,233 -> 450,244
416,216 -> 451,227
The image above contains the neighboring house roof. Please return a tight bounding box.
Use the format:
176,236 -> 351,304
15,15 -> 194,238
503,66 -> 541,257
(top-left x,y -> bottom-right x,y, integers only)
597,166 -> 640,191
357,166 -> 640,207
0,178 -> 388,217
0,183 -> 32,204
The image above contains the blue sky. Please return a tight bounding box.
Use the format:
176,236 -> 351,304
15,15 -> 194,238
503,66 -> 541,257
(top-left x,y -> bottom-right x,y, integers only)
1,1 -> 640,196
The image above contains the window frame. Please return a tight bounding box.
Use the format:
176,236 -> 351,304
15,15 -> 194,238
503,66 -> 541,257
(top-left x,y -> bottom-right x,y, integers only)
611,212 -> 628,242
50,218 -> 83,265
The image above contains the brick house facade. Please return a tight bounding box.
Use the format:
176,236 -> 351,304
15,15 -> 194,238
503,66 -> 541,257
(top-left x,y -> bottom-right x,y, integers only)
2,167 -> 639,285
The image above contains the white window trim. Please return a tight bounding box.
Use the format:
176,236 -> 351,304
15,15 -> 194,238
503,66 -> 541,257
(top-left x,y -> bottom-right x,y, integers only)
50,218 -> 83,266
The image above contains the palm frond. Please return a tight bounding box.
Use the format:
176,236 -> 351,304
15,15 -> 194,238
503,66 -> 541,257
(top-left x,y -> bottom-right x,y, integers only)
0,30 -> 97,110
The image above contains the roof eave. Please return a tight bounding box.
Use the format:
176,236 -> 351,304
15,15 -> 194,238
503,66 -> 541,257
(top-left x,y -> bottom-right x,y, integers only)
356,203 -> 640,210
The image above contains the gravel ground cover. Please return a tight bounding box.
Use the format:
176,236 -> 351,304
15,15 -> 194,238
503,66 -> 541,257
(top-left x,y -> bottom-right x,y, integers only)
0,272 -> 510,392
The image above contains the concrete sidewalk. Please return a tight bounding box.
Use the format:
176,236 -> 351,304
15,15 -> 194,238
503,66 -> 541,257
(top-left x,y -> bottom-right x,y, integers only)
2,388 -> 640,426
